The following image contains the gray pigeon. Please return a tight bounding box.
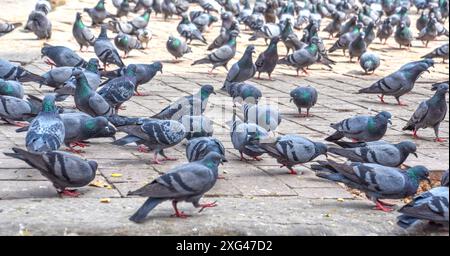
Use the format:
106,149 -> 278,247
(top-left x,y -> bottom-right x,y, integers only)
323,12 -> 344,38
0,21 -> 22,36
190,11 -> 218,32
151,85 -> 215,120
313,159 -> 430,212
0,79 -> 24,99
280,19 -> 305,56
161,0 -> 177,20
186,137 -> 225,162
114,33 -> 145,58
94,26 -> 125,69
26,10 -> 52,39
135,29 -> 152,48
127,151 -> 226,222
83,0 -> 113,26
227,82 -> 262,105
336,16 -> 358,38
166,35 -> 192,61
115,0 -> 131,18
180,115 -> 214,140
101,62 -> 163,96
197,0 -> 220,13
329,140 -> 418,167
394,22 -> 413,49
416,11 -> 429,32
363,22 -> 376,46
328,23 -> 363,55
422,43 -> 449,63
41,45 -> 87,68
376,18 -> 394,44
0,59 -> 45,83
0,95 -> 41,126
255,37 -> 280,80
243,103 -> 281,132
73,70 -> 114,117
417,18 -> 438,48
4,147 -> 97,197
41,67 -> 78,89
230,117 -> 268,161
402,82 -> 448,142
256,134 -> 328,175
358,59 -> 434,105
222,45 -> 256,91
177,14 -> 207,44
192,31 -> 238,72
348,32 -> 367,62
73,12 -> 96,52
359,52 -> 380,74
25,94 -> 65,153
290,85 -> 318,117
112,117 -> 186,164
207,23 -> 239,51
325,111 -> 392,142
98,65 -> 137,112
134,0 -> 153,13
249,23 -> 282,44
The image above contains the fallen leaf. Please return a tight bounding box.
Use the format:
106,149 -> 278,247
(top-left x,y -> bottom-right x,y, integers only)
324,213 -> 331,218
100,198 -> 111,203
337,198 -> 345,202
111,173 -> 123,178
89,180 -> 113,189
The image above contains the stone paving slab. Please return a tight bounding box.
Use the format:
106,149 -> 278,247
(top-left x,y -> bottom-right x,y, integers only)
0,0 -> 448,235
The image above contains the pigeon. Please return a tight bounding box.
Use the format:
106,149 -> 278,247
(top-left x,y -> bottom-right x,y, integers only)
26,9 -> 52,39
313,159 -> 430,212
177,14 -> 207,44
127,151 -> 226,222
192,31 -> 238,72
280,19 -> 305,56
397,179 -> 449,228
243,103 -> 281,132
329,140 -> 418,167
376,17 -> 394,44
256,134 -> 328,175
133,0 -> 153,12
83,0 -> 113,26
161,0 -> 177,20
180,115 -> 214,140
129,8 -> 152,30
115,0 -> 131,18
417,18 -> 438,48
222,45 -> 256,92
94,26 -> 125,69
207,20 -> 239,51
0,95 -> 41,126
337,16 -> 358,37
325,111 -> 392,142
190,11 -> 218,32
359,52 -> 380,74
264,0 -> 277,23
442,170 -> 450,187
41,45 -> 87,68
152,0 -> 163,17
0,79 -> 24,99
98,65 -> 137,112
107,19 -> 135,35
0,59 -> 45,83
197,0 -> 220,13
41,67 -> 79,89
25,94 -> 65,153
102,62 -> 162,96
255,37 -> 280,80
394,22 -> 414,49
166,35 -> 192,60
112,117 -> 186,164
73,12 -> 96,52
135,29 -> 152,48
61,113 -> 116,152
230,116 -> 269,161
186,137 -> 225,162
0,21 -> 22,36
323,12 -> 344,38
358,59 -> 434,105
290,85 -> 318,117
249,23 -> 282,44
348,32 -> 367,62
381,0 -> 398,16
73,70 -> 114,117
151,85 -> 215,120
227,82 -> 262,105
363,22 -> 376,46
422,43 -> 449,63
278,37 -> 335,76
328,23 -> 363,55
114,33 -> 145,58
402,82 -> 448,142
416,11 -> 429,32
4,147 -> 98,197
390,6 -> 411,27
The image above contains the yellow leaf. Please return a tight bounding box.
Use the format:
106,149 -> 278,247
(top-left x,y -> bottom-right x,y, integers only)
111,173 -> 123,178
337,198 -> 345,202
100,198 -> 111,203
324,213 -> 331,218
89,180 -> 113,189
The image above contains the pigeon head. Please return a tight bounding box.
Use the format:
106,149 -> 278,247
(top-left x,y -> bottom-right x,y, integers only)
441,170 -> 449,187
209,15 -> 219,23
99,25 -> 108,39
270,36 -> 280,45
229,30 -> 240,38
117,34 -> 130,46
41,94 -> 58,113
407,165 -> 430,184
76,12 -> 82,20
202,151 -> 228,167
86,58 -> 100,72
85,116 -> 117,139
88,160 -> 99,172
124,64 -> 137,76
431,82 -> 449,93
95,0 -> 106,10
359,31 -> 366,39
376,111 -> 392,124
399,22 -> 407,29
245,45 -> 256,54
221,11 -> 231,21
152,61 -> 163,73
200,84 -> 216,98
397,141 -> 418,157
314,142 -> 328,158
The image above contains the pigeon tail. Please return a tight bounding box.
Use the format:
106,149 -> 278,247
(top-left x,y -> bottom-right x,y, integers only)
113,134 -> 141,145
325,131 -> 344,141
396,215 -> 419,229
328,147 -> 363,162
191,57 -> 209,66
129,198 -> 165,223
19,71 -> 46,84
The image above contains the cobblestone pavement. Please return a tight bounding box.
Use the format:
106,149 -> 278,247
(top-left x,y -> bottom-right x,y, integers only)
0,0 -> 448,235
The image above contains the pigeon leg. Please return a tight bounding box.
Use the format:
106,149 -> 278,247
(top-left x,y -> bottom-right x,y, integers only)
373,201 -> 393,212
377,200 -> 396,207
151,152 -> 163,164
257,72 -> 261,79
196,201 -> 218,213
44,58 -> 56,68
71,141 -> 89,148
296,69 -> 300,76
287,167 -> 298,175
435,138 -> 446,142
171,201 -> 189,218
65,147 -> 84,154
217,175 -> 226,180
395,97 -> 407,106
306,108 -> 311,117
239,152 -> 250,161
137,145 -> 149,153
253,156 -> 263,161
433,125 -> 445,142
302,68 -> 309,75
377,95 -> 386,104
134,91 -> 149,96
412,129 -> 420,139
13,121 -> 29,127
159,150 -> 177,161
59,189 -> 80,197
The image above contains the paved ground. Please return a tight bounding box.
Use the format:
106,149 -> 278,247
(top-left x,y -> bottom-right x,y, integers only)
0,0 -> 448,236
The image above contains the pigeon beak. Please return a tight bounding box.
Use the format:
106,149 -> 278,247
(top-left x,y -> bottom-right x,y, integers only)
412,152 -> 418,158
426,177 -> 432,184
289,98 -> 293,102
388,119 -> 392,125
212,91 -> 216,95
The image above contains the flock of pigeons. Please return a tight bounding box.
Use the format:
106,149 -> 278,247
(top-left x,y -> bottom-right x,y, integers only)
0,0 -> 449,230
